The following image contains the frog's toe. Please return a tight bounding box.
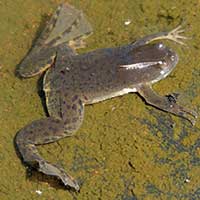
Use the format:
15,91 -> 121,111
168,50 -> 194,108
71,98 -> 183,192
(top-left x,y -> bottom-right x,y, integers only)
167,93 -> 198,120
174,26 -> 185,34
170,25 -> 183,33
181,107 -> 198,123
167,25 -> 189,45
39,161 -> 80,191
171,104 -> 198,125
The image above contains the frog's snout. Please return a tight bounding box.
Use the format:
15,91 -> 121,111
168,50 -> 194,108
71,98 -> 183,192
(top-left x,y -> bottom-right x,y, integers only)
167,48 -> 179,66
155,43 -> 178,66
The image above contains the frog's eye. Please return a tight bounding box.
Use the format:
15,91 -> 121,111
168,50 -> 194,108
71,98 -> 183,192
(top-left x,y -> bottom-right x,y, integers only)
156,43 -> 165,50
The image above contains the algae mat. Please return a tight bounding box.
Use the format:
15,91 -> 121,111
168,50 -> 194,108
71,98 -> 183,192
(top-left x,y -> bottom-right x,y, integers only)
0,0 -> 200,199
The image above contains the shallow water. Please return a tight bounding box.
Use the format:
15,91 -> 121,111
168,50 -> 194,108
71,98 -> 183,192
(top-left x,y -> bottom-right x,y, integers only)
0,0 -> 200,199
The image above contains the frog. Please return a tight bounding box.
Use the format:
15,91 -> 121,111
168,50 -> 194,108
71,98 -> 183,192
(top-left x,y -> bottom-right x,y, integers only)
15,3 -> 197,191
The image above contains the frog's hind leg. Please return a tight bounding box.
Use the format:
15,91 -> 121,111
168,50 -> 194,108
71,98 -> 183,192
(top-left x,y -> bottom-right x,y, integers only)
15,92 -> 84,191
18,3 -> 93,78
18,43 -> 75,78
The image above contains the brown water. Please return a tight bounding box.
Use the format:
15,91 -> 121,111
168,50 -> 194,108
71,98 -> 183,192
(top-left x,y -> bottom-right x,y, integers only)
0,0 -> 200,199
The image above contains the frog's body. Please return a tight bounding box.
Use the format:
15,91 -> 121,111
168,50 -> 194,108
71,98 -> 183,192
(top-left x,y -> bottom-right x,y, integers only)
15,3 -> 197,191
44,44 -> 177,105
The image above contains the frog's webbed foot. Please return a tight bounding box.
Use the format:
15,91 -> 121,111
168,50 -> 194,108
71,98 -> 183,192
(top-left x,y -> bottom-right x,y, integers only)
132,25 -> 189,47
38,160 -> 80,191
18,3 -> 93,78
69,38 -> 87,50
137,84 -> 198,125
41,3 -> 93,48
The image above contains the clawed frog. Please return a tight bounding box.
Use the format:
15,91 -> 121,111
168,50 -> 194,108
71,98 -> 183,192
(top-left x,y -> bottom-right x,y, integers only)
15,3 -> 197,191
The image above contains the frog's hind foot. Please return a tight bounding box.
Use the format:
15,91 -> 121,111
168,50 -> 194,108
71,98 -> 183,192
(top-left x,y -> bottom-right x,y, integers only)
18,3 -> 93,78
40,3 -> 93,48
38,160 -> 80,191
15,140 -> 80,191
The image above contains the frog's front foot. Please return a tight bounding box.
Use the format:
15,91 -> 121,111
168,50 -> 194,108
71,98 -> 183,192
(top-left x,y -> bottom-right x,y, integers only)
138,84 -> 198,125
166,25 -> 189,45
166,93 -> 198,124
166,95 -> 198,125
132,25 -> 189,47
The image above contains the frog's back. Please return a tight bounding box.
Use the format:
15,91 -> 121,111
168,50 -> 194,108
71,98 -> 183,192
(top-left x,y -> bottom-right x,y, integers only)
44,46 -> 130,96
44,42 -> 172,104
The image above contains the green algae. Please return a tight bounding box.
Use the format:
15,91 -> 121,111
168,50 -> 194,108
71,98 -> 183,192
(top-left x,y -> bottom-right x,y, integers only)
0,0 -> 200,199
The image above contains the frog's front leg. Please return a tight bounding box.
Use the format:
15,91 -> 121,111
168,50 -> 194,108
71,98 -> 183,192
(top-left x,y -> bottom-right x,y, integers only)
137,84 -> 197,125
133,25 -> 188,47
15,93 -> 84,191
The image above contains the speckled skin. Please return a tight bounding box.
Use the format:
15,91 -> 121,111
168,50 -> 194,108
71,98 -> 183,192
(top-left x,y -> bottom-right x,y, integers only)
15,3 -> 197,191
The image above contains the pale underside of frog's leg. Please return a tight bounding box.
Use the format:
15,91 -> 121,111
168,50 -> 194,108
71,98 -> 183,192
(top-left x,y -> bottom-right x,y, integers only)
137,83 -> 198,125
18,3 -> 93,78
132,25 -> 189,47
15,92 -> 84,191
18,43 -> 74,78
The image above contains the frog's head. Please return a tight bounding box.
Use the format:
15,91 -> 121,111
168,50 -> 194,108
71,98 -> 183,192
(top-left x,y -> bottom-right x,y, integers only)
118,43 -> 179,84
